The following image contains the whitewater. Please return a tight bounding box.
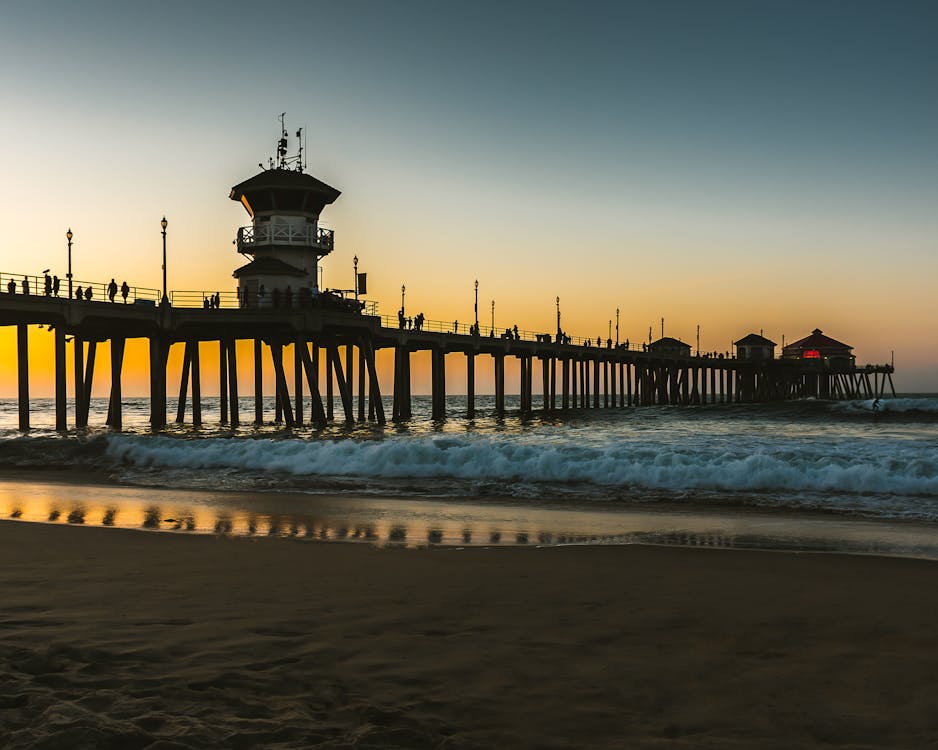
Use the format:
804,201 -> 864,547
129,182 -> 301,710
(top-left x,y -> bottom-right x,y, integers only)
1,395 -> 937,523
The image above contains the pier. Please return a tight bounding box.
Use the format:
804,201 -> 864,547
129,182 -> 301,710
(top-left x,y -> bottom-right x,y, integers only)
0,131 -> 895,432
0,285 -> 896,432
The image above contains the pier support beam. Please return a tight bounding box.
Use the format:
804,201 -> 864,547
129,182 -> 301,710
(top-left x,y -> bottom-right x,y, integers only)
431,348 -> 447,420
219,340 -> 228,425
149,338 -> 167,430
191,342 -> 201,427
55,328 -> 66,431
109,337 -> 125,431
271,342 -> 294,428
494,353 -> 505,416
17,324 -> 29,430
227,339 -> 239,427
294,341 -> 304,425
466,353 -> 475,418
254,339 -> 263,425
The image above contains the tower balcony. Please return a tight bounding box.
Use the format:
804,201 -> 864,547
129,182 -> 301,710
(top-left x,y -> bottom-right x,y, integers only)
236,224 -> 334,255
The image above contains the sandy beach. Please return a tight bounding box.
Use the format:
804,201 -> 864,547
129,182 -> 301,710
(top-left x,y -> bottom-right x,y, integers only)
1,521 -> 937,748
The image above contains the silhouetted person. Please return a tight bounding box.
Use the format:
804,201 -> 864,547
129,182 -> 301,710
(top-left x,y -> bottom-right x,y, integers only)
84,286 -> 92,301
44,273 -> 52,296
7,279 -> 15,294
75,285 -> 83,300
108,278 -> 117,302
454,320 -> 458,333
214,292 -> 220,308
398,309 -> 405,329
120,280 -> 129,302
203,298 -> 210,309
21,277 -> 29,295
53,275 -> 60,296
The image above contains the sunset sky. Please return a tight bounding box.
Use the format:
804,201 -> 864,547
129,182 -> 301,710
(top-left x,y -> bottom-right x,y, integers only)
1,1 -> 936,395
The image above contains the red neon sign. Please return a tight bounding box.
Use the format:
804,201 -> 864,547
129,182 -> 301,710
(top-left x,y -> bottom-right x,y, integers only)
803,350 -> 821,359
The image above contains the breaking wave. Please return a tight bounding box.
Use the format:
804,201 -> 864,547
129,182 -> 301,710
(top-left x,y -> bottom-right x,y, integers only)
95,432 -> 938,498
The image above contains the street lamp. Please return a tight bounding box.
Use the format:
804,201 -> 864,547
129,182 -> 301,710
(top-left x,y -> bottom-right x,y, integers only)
490,299 -> 495,333
160,216 -> 168,305
616,308 -> 620,347
401,284 -> 406,316
66,228 -> 73,300
608,319 -> 612,343
474,279 -> 478,327
353,255 -> 359,301
555,296 -> 561,336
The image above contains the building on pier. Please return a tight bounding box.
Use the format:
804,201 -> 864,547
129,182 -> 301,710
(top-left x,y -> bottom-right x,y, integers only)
734,333 -> 776,361
647,337 -> 691,357
782,328 -> 854,368
230,125 -> 340,309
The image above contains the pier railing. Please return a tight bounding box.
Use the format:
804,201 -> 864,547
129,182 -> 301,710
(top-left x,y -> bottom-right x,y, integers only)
378,314 -> 646,349
170,289 -> 378,315
236,225 -> 335,253
0,271 -> 160,305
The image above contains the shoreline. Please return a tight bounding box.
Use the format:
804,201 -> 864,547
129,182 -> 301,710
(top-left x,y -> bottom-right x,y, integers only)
3,472 -> 938,561
4,521 -> 938,748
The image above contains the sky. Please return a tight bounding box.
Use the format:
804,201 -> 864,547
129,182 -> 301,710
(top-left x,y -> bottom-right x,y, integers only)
1,0 -> 936,395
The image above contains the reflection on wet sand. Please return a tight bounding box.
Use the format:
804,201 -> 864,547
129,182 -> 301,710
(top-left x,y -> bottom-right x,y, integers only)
4,477 -> 938,560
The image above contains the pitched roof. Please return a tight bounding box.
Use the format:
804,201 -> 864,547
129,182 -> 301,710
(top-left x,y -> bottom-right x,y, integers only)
229,169 -> 340,205
784,328 -> 852,352
232,256 -> 306,278
734,333 -> 776,346
649,336 -> 690,349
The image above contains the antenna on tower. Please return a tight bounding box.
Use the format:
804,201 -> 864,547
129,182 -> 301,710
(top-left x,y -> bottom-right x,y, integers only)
295,127 -> 304,172
277,112 -> 288,168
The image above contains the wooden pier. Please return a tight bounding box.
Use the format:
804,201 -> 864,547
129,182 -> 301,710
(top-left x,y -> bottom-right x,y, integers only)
0,290 -> 896,432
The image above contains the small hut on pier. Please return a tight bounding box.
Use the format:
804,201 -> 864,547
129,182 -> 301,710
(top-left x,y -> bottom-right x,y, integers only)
734,333 -> 776,361
647,337 -> 691,357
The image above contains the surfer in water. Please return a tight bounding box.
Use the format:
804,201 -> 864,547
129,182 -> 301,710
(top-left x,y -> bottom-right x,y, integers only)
872,398 -> 881,413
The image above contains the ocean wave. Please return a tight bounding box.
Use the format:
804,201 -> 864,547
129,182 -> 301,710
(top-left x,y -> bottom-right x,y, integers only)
831,398 -> 938,416
96,432 -> 938,498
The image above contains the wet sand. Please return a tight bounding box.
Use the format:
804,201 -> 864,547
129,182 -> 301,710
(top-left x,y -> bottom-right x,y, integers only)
2,521 -> 938,748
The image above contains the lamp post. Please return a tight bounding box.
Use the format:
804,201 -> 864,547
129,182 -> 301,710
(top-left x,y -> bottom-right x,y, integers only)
401,284 -> 406,316
555,296 -> 560,336
616,308 -> 620,347
353,255 -> 359,301
608,319 -> 612,344
474,279 -> 478,327
66,228 -> 73,300
491,299 -> 495,333
160,216 -> 168,305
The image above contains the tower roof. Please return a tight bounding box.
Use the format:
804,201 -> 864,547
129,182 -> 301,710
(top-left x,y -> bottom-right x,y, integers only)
230,168 -> 340,217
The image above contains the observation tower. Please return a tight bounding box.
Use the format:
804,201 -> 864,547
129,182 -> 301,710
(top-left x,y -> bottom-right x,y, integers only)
231,116 -> 340,308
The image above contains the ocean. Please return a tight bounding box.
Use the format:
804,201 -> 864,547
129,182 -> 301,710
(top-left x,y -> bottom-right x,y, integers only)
1,395 -> 937,557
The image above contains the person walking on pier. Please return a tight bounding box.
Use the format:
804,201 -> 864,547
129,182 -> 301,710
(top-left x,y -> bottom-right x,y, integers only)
53,275 -> 60,297
75,285 -> 83,300
84,286 -> 92,301
120,280 -> 129,302
108,279 -> 118,302
6,279 -> 15,294
21,277 -> 29,295
43,272 -> 52,296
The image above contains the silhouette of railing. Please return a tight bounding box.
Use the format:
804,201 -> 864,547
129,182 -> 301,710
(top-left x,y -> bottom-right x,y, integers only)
378,314 -> 645,349
170,289 -> 378,315
236,224 -> 334,253
0,271 -> 160,304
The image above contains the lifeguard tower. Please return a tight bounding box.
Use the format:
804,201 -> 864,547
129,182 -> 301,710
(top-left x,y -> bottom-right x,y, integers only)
231,116 -> 340,308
